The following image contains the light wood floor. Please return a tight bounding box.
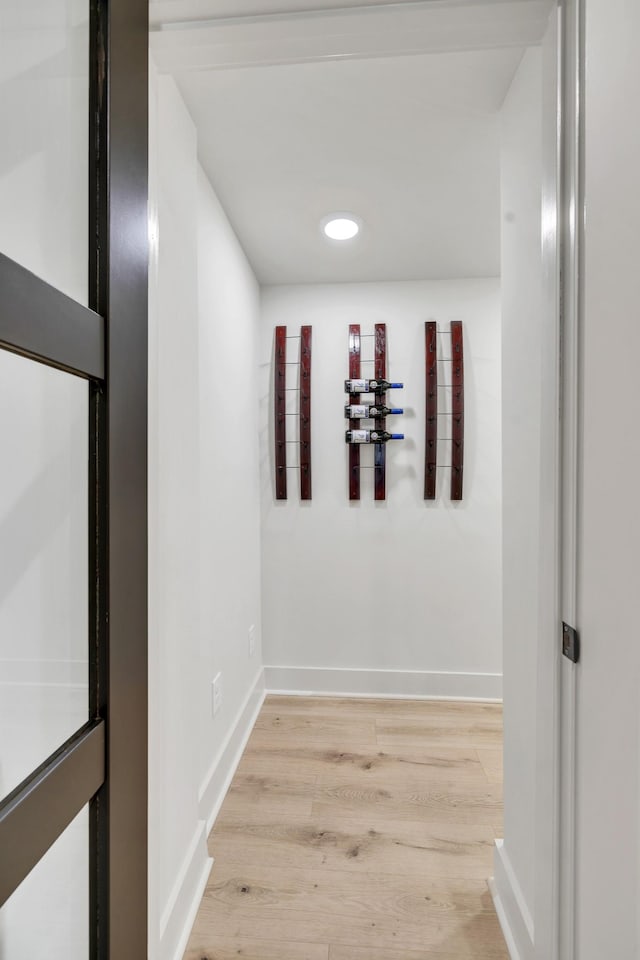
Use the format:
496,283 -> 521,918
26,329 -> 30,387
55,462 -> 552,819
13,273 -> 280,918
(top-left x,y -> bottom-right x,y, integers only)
184,696 -> 508,960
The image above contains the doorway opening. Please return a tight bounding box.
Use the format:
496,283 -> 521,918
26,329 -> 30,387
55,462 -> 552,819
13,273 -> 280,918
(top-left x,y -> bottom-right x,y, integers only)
148,2 -> 562,959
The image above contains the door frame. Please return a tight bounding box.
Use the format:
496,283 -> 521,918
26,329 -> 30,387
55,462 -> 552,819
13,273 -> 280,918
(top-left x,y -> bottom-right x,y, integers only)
89,1 -> 149,956
558,0 -> 584,957
534,1 -> 583,958
0,1 -> 149,957
533,5 -> 563,958
149,2 -> 579,958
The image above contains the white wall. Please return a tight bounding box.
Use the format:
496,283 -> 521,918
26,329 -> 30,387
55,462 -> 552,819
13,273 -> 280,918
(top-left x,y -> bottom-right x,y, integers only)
148,67 -> 263,960
260,280 -> 502,699
148,67 -> 203,960
195,166 -> 264,799
494,45 -> 542,959
574,1 -> 640,955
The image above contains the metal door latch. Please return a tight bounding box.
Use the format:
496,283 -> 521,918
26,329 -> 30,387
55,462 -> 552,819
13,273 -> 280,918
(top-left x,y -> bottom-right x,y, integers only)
562,622 -> 580,663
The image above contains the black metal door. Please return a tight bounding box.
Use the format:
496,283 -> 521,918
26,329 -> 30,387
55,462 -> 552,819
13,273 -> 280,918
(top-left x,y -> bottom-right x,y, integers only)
0,1 -> 148,957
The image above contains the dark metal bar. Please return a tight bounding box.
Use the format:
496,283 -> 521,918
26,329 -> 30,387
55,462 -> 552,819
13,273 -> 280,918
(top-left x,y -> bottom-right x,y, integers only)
0,253 -> 104,379
450,321 -> 464,500
348,324 -> 361,501
274,326 -> 287,499
300,325 -> 312,500
425,321 -> 438,499
374,323 -> 386,501
88,3 -> 109,956
88,374 -> 108,960
89,1 -> 149,957
0,721 -> 105,908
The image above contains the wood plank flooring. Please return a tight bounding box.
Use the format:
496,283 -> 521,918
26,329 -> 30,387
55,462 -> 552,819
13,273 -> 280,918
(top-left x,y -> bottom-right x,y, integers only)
184,696 -> 508,960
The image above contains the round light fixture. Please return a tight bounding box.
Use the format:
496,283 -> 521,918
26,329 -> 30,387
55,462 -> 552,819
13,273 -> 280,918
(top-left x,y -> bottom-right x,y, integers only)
322,214 -> 360,241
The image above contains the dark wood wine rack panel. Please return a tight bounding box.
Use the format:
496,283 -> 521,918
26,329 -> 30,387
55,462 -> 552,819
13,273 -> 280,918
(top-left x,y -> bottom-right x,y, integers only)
274,325 -> 287,500
374,323 -> 387,501
424,320 -> 438,500
300,325 -> 312,500
450,320 -> 464,501
348,324 -> 361,501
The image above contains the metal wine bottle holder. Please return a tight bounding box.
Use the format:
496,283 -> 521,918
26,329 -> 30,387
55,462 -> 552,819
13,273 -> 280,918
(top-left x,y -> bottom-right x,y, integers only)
273,320 -> 464,502
425,320 -> 438,499
450,321 -> 465,500
373,323 -> 388,501
348,324 -> 361,500
274,325 -> 312,501
346,323 -> 402,501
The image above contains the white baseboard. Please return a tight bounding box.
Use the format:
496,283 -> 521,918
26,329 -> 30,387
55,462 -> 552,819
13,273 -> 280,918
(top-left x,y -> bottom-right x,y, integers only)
199,667 -> 266,833
264,665 -> 502,702
489,840 -> 535,960
158,822 -> 212,960
158,668 -> 266,960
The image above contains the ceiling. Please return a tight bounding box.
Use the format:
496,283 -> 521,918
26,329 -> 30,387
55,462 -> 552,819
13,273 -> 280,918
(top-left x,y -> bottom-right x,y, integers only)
150,0 -> 547,28
152,1 -> 550,285
178,47 -> 524,284
151,0 -> 448,24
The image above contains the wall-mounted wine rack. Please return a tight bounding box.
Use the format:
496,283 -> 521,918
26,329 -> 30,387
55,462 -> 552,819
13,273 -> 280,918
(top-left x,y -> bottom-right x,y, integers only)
274,324 -> 312,501
348,324 -> 361,501
272,320 -> 465,503
450,320 -> 464,501
374,323 -> 387,502
423,320 -> 465,501
300,325 -> 312,500
344,323 -> 404,501
424,320 -> 438,499
274,325 -> 288,500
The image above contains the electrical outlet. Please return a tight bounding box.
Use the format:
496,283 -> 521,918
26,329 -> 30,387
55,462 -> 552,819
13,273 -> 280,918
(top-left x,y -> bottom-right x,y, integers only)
248,624 -> 256,658
212,673 -> 222,716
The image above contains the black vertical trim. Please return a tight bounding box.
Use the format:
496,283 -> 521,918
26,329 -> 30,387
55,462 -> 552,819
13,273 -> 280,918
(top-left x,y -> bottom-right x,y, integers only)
89,378 -> 108,960
89,0 -> 149,957
88,3 -> 109,957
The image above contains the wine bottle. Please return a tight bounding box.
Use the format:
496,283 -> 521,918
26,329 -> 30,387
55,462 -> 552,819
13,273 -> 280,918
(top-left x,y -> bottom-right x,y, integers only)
345,430 -> 405,444
344,404 -> 404,419
344,378 -> 404,394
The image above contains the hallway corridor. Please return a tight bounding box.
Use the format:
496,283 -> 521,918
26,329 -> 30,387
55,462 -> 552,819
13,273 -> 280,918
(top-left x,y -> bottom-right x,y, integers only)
184,697 -> 508,960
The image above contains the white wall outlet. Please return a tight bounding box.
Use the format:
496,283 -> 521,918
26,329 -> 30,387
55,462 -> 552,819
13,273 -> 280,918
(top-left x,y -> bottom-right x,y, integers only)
212,673 -> 222,716
248,624 -> 256,658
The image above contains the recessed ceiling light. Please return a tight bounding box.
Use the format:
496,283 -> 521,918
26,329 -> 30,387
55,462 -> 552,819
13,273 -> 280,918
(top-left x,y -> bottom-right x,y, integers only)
322,215 -> 360,241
